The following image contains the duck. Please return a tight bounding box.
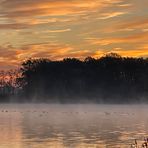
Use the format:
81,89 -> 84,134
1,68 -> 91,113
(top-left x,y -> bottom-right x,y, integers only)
142,137 -> 148,148
131,139 -> 137,148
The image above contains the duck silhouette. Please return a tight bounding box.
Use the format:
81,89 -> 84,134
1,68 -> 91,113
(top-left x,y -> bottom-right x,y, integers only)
131,139 -> 137,148
142,137 -> 148,148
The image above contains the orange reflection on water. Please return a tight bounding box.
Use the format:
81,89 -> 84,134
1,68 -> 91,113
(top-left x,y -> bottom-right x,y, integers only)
0,104 -> 147,148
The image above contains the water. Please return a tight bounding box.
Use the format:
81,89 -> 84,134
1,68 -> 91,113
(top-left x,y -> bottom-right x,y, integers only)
0,104 -> 148,148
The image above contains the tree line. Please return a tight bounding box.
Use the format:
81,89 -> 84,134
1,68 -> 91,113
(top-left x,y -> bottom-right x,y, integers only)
0,53 -> 148,103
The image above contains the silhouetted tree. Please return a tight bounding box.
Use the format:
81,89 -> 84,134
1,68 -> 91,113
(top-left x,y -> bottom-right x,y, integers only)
15,53 -> 148,103
0,53 -> 148,103
0,69 -> 20,102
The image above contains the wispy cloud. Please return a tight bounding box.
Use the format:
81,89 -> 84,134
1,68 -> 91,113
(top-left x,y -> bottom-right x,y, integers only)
46,29 -> 71,33
0,0 -> 148,69
0,0 -> 127,26
86,31 -> 148,45
117,18 -> 148,30
99,12 -> 128,19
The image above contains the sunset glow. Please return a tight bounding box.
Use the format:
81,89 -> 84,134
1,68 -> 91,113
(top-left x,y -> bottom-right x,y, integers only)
0,0 -> 148,69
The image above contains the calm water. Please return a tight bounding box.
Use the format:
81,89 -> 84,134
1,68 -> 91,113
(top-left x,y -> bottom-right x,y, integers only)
0,104 -> 148,148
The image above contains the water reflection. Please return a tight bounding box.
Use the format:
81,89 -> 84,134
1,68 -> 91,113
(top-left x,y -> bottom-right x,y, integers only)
0,104 -> 148,148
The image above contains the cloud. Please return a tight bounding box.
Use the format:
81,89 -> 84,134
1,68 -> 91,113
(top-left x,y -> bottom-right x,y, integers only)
0,42 -> 94,69
17,42 -> 102,60
86,32 -> 148,45
0,0 -> 148,69
0,40 -> 148,70
0,0 -> 127,27
0,0 -> 104,18
46,29 -> 71,33
0,41 -> 106,69
0,23 -> 31,29
117,18 -> 148,30
99,12 -> 127,20
0,45 -> 20,69
112,48 -> 148,57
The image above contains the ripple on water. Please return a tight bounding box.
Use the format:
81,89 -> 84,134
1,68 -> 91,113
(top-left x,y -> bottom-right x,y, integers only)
0,104 -> 147,147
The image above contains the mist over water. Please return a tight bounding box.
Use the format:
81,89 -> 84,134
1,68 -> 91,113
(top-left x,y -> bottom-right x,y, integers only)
1,55 -> 148,104
0,104 -> 147,148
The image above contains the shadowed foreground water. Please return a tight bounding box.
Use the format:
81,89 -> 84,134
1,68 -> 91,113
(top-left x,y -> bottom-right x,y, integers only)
0,104 -> 148,148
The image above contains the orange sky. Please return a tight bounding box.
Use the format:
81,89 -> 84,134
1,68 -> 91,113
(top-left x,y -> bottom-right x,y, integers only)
0,0 -> 148,69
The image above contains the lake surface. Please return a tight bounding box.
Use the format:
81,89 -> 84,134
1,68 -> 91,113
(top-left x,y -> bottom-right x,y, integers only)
0,104 -> 148,148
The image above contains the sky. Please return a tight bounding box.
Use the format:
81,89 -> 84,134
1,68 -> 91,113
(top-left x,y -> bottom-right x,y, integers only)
0,0 -> 148,69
